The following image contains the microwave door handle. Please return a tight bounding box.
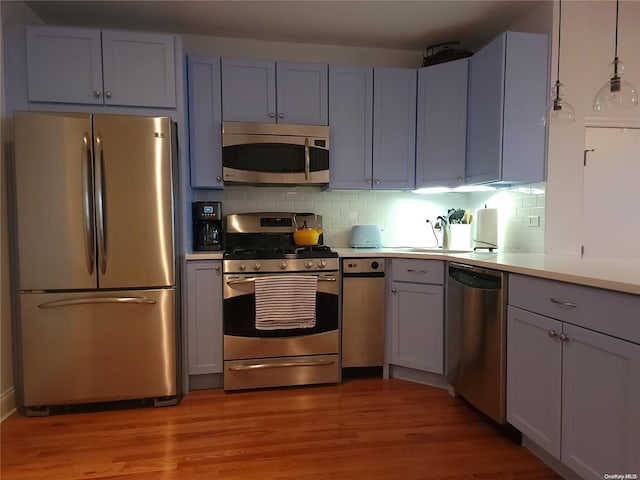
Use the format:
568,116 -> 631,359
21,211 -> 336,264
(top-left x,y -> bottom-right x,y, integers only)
304,137 -> 310,181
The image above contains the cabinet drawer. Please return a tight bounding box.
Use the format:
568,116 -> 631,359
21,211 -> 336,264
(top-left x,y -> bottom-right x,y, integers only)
509,274 -> 640,344
391,259 -> 443,284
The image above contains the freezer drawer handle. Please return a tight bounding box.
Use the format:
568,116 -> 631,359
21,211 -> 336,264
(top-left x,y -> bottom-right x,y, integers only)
229,359 -> 335,371
38,296 -> 157,308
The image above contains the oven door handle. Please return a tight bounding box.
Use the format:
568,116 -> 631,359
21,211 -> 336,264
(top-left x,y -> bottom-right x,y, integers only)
229,359 -> 336,371
226,276 -> 337,285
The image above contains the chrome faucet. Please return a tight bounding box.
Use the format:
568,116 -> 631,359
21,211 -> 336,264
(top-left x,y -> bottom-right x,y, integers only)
435,216 -> 451,250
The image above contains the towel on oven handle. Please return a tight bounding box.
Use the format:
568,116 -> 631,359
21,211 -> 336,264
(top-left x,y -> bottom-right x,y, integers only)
255,275 -> 317,330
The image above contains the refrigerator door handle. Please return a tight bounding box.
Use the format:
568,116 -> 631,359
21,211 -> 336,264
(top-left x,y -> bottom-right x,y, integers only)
38,296 -> 158,308
95,133 -> 108,275
82,132 -> 96,276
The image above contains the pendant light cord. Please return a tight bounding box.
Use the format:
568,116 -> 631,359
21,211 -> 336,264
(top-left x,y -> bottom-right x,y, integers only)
614,0 -> 619,60
556,0 -> 562,82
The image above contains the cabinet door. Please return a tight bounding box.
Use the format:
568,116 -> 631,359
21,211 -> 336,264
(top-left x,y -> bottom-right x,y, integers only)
221,58 -> 276,122
186,261 -> 223,375
372,68 -> 417,190
561,324 -> 640,480
276,62 -> 328,125
465,34 -> 505,184
26,26 -> 103,105
328,65 -> 373,190
390,281 -> 443,373
415,59 -> 468,189
187,56 -> 224,189
101,30 -> 176,108
501,32 -> 548,183
507,306 -> 562,458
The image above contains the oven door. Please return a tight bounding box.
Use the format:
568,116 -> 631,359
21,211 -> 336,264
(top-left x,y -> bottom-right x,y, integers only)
223,271 -> 339,360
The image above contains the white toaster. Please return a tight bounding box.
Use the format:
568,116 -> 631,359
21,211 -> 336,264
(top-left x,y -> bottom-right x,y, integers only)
349,225 -> 383,248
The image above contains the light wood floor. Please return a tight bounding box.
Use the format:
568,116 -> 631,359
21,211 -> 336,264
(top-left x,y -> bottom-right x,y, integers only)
1,378 -> 561,480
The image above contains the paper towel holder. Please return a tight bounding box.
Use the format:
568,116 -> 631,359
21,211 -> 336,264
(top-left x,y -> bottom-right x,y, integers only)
472,206 -> 498,252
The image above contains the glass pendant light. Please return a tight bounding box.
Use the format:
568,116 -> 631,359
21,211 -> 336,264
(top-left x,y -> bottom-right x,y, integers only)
548,0 -> 575,124
593,0 -> 639,112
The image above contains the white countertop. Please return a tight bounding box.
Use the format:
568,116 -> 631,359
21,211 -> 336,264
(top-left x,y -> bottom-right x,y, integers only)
335,248 -> 640,296
185,249 -> 640,296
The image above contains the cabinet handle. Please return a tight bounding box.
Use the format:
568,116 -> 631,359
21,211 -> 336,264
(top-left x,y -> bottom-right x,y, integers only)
104,90 -> 112,98
550,297 -> 577,308
93,90 -> 101,97
547,329 -> 558,338
374,179 -> 381,184
278,113 -> 284,119
406,269 -> 429,274
559,333 -> 570,342
269,112 -> 276,118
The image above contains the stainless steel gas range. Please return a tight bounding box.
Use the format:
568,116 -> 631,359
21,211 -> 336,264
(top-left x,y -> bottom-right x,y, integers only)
222,212 -> 340,391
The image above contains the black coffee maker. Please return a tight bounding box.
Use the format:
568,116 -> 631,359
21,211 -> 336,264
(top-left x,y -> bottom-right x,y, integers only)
192,201 -> 223,251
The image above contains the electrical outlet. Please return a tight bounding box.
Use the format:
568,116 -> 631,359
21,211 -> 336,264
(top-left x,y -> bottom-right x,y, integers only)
527,215 -> 540,228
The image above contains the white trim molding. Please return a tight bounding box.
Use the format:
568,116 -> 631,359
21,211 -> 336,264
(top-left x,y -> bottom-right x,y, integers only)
1,387 -> 17,421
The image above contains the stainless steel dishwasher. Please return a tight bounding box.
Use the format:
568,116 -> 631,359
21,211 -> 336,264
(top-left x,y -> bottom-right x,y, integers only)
341,258 -> 385,376
446,263 -> 507,424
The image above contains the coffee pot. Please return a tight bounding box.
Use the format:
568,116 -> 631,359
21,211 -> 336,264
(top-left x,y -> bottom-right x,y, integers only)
192,201 -> 223,251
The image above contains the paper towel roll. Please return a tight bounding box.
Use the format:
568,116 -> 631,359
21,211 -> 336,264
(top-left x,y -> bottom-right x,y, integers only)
473,208 -> 498,251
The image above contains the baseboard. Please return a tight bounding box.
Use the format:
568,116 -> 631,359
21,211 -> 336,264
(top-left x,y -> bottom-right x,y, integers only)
388,364 -> 448,390
522,436 -> 583,480
1,386 -> 17,421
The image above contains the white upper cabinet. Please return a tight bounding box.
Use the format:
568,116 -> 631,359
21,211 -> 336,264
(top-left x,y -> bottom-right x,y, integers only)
221,58 -> 328,125
372,67 -> 417,190
26,26 -> 177,108
466,31 -> 549,185
415,58 -> 468,189
328,65 -> 373,190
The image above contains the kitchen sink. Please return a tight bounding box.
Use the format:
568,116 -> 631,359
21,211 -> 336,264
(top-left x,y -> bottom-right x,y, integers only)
407,248 -> 473,254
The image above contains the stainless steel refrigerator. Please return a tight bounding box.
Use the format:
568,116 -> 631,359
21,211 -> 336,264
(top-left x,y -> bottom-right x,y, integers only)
13,111 -> 179,413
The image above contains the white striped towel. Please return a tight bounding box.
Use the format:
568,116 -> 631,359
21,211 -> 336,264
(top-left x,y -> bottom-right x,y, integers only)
254,275 -> 318,330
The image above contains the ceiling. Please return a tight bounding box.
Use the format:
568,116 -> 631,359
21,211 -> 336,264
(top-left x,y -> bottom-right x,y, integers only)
24,0 -> 546,53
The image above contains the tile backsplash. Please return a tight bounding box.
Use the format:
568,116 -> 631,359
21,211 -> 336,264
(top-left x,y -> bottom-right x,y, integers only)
192,183 -> 546,253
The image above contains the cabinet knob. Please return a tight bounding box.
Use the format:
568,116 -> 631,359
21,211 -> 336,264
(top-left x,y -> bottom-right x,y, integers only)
559,333 -> 570,342
216,176 -> 222,182
547,329 -> 558,338
93,90 -> 101,97
104,90 -> 112,98
367,178 -> 372,184
457,176 -> 463,182
269,112 -> 276,118
214,265 -> 220,271
391,288 -> 397,293
278,113 -> 284,119
374,179 -> 381,184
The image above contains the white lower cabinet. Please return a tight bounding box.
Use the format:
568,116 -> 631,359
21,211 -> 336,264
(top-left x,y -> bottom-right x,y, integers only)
186,260 -> 223,376
388,259 -> 444,374
507,275 -> 640,480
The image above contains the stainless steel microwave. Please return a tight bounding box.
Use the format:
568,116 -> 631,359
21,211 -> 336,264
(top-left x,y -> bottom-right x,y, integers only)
222,121 -> 330,186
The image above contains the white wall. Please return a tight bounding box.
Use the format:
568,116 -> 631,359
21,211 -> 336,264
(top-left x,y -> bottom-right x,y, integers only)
0,0 -> 43,421
545,0 -> 640,256
184,33 -> 422,68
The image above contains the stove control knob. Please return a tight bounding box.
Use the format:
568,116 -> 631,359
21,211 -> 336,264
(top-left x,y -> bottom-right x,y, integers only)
279,261 -> 288,270
305,260 -> 314,269
238,263 -> 246,271
318,260 -> 327,268
253,263 -> 261,271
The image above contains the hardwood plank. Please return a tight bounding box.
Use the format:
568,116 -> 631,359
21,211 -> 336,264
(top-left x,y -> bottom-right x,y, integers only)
0,379 -> 561,479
